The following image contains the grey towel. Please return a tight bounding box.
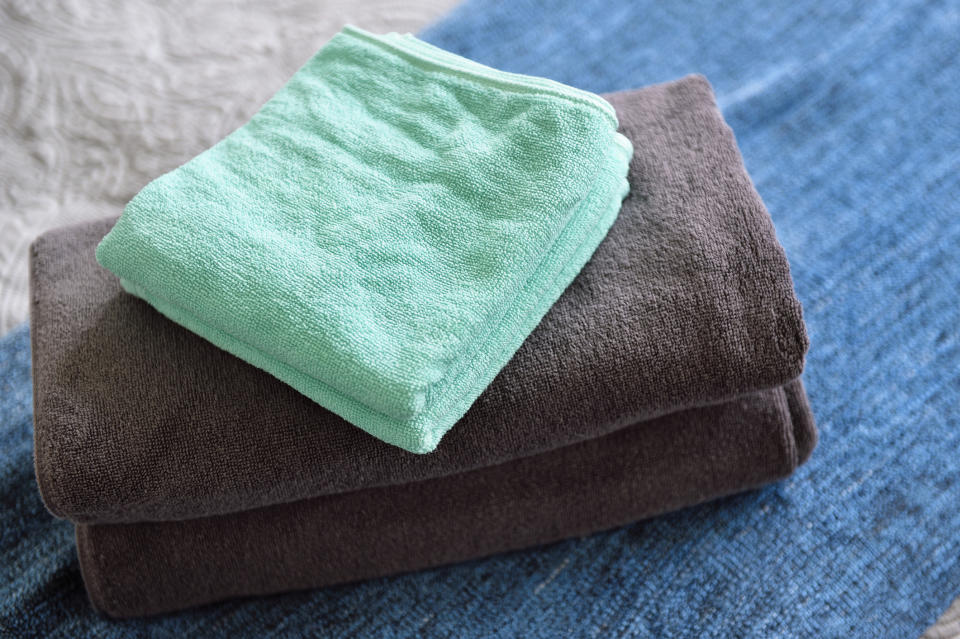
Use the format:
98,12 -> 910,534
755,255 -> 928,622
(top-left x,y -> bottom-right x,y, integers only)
77,381 -> 815,617
30,76 -> 810,527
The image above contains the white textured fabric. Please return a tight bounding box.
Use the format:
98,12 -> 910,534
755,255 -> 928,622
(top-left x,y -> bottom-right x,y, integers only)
925,600 -> 960,639
0,0 -> 458,334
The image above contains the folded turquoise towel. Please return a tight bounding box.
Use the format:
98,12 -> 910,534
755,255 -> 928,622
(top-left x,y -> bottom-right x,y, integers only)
96,26 -> 632,453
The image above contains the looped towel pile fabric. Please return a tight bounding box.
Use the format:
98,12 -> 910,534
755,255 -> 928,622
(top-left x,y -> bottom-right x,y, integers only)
94,26 -> 633,454
30,73 -> 815,616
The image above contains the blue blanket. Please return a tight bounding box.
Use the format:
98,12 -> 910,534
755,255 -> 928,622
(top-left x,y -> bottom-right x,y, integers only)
2,0 -> 959,636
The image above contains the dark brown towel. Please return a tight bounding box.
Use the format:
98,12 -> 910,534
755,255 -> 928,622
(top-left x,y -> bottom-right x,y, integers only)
77,381 -> 815,617
30,76 -> 809,526
32,75 -> 816,617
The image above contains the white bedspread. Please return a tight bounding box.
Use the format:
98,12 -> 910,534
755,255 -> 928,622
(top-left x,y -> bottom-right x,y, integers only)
0,0 -> 457,334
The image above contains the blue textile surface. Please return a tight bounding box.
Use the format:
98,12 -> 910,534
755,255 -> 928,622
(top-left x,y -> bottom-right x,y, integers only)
2,0 -> 960,636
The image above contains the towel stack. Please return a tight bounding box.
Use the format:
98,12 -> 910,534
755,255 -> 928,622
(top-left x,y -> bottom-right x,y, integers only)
30,28 -> 815,618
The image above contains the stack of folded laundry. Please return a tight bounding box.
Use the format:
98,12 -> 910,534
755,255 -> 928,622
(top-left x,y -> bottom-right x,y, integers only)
29,27 -> 816,618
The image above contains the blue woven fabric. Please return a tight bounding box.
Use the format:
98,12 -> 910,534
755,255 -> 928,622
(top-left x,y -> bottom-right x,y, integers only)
2,0 -> 959,636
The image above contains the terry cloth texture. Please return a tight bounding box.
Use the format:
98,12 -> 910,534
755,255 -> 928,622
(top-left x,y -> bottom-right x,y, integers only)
93,25 -> 633,454
32,77 -> 808,525
5,0 -> 960,636
75,381 -> 814,617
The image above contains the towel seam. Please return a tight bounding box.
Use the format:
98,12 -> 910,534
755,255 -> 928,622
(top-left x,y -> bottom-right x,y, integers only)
340,25 -> 619,127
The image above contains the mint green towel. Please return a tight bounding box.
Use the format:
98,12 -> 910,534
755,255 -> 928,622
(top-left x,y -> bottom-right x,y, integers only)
96,26 -> 632,453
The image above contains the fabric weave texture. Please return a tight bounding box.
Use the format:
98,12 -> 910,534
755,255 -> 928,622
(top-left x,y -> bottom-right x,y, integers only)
31,78 -> 806,526
74,381 -> 814,617
1,0 -> 959,636
29,78 -> 818,616
95,25 -> 631,454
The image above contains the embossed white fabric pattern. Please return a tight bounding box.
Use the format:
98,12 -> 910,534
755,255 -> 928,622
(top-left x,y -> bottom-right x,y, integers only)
0,0 -> 458,334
